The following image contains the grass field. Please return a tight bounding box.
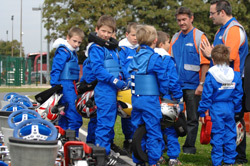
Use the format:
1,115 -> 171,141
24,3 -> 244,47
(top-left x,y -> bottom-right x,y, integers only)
2,87 -> 250,165
83,116 -> 250,166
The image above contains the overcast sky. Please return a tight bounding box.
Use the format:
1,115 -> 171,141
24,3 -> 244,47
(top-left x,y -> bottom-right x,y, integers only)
0,0 -> 48,56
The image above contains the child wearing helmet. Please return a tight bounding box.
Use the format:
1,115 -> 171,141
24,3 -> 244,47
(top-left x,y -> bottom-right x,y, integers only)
154,31 -> 183,166
50,27 -> 84,137
128,25 -> 182,166
198,44 -> 243,166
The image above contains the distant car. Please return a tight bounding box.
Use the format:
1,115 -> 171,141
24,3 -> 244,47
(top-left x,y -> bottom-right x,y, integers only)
31,71 -> 49,84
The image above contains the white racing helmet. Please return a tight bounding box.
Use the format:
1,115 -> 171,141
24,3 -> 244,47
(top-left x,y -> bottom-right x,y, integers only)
161,98 -> 181,123
36,93 -> 64,122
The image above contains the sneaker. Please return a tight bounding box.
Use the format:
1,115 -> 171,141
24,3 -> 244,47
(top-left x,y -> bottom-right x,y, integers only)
106,150 -> 120,166
168,159 -> 182,166
123,139 -> 132,154
111,143 -> 127,155
157,156 -> 166,165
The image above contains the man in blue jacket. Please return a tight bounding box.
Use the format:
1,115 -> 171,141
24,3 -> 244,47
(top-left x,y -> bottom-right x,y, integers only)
168,7 -> 210,154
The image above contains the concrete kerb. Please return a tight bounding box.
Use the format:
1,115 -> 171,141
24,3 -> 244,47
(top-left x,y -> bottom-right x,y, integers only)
0,84 -> 51,89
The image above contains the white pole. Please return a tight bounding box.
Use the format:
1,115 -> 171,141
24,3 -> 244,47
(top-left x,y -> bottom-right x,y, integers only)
20,0 -> 22,57
40,7 -> 43,85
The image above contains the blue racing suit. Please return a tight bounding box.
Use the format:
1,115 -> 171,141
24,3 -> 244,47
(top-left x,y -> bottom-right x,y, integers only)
155,47 -> 183,160
128,45 -> 182,165
50,41 -> 82,137
198,65 -> 243,166
119,38 -> 138,141
87,43 -> 127,155
81,43 -> 116,146
119,38 -> 138,70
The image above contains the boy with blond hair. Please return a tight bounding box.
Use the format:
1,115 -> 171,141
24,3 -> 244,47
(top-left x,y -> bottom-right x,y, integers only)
128,25 -> 182,166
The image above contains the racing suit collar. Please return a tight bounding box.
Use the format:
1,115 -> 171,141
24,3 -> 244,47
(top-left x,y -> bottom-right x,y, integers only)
209,64 -> 234,84
119,38 -> 138,49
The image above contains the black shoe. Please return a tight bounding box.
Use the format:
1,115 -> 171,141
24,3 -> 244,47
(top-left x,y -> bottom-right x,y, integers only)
235,158 -> 248,164
182,146 -> 196,154
123,139 -> 132,154
111,143 -> 127,155
106,150 -> 120,166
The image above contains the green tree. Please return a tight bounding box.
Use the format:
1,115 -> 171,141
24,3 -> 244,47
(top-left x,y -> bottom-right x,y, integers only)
43,0 -> 133,63
0,40 -> 24,57
43,0 -> 250,55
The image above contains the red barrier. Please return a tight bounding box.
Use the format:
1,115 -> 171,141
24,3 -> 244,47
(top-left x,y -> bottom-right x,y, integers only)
244,112 -> 250,133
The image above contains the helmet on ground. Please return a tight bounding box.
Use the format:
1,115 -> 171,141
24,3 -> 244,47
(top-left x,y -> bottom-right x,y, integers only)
76,90 -> 96,118
117,90 -> 132,116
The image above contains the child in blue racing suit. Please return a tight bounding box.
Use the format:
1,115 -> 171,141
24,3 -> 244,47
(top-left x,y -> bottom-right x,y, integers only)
50,27 -> 84,137
82,15 -> 129,163
128,25 -> 182,166
154,31 -> 183,166
198,44 -> 243,166
118,22 -> 139,153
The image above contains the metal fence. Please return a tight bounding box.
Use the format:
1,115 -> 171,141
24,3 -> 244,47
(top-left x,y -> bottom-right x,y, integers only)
0,55 -> 31,86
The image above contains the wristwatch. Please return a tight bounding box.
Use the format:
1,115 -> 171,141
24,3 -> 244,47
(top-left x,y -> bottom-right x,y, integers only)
199,82 -> 204,86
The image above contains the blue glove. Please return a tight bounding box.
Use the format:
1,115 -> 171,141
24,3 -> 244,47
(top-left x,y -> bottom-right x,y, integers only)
112,78 -> 127,90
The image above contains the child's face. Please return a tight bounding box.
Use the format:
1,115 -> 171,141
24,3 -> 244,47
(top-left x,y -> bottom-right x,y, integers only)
161,38 -> 170,52
95,25 -> 113,41
126,28 -> 137,46
67,35 -> 83,49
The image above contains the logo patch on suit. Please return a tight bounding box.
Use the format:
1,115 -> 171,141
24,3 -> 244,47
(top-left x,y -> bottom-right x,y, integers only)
219,82 -> 235,90
185,43 -> 193,47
